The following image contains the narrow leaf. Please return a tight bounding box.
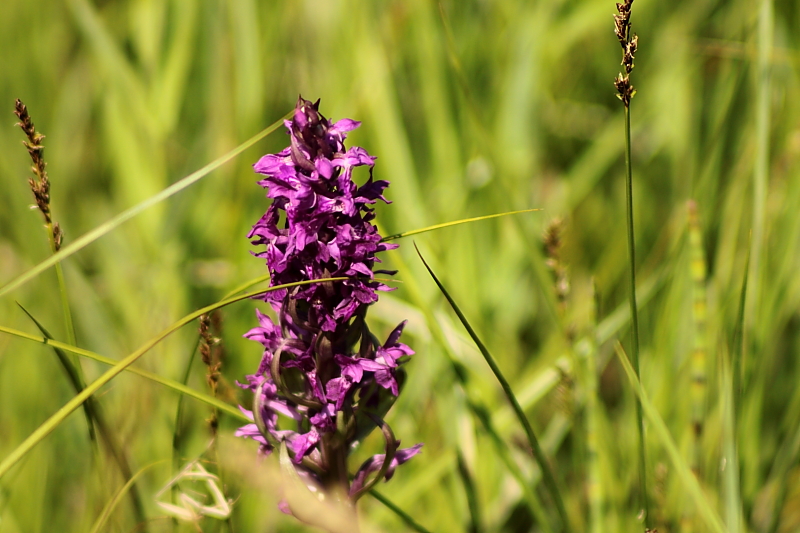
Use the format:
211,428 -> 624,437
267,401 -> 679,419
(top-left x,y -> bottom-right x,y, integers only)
381,209 -> 540,242
415,245 -> 569,532
614,342 -> 728,533
0,278 -> 347,480
16,303 -> 95,441
88,461 -> 163,533
368,490 -> 433,533
0,112 -> 290,301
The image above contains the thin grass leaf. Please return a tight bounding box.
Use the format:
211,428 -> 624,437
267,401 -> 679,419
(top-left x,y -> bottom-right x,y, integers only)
732,237 -> 750,414
15,304 -> 147,523
368,490 -> 433,533
0,324 -> 248,423
16,303 -> 95,442
720,354 -> 742,533
456,450 -> 481,533
88,461 -> 163,533
222,273 -> 272,299
415,245 -> 570,532
385,247 -> 553,529
172,334 -> 203,477
0,277 -> 348,480
466,398 -> 553,533
0,112 -> 290,301
614,342 -> 729,533
381,209 -> 540,242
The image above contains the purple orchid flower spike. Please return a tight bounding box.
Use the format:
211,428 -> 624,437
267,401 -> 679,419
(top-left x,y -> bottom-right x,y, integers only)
236,96 -> 421,507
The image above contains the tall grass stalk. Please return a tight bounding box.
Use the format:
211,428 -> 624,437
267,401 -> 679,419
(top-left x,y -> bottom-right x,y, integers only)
613,0 -> 649,524
624,73 -> 649,533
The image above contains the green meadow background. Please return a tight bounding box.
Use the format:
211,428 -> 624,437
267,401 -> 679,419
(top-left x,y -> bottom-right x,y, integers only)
1,0 -> 799,531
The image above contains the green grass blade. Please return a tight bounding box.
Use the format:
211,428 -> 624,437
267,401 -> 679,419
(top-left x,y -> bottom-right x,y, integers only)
15,304 -> 148,525
456,450 -> 482,533
466,398 -> 553,533
385,246 -> 553,529
0,278 -> 348,480
368,490 -> 433,533
614,342 -> 729,533
0,323 -> 247,423
16,303 -> 95,440
381,209 -> 541,242
88,461 -> 163,533
0,112 -> 290,301
732,238 -> 750,415
720,355 -> 742,533
415,245 -> 570,532
171,334 -> 202,475
222,273 -> 272,299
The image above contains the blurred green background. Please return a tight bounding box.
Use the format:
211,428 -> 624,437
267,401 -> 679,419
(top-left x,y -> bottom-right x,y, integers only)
1,0 -> 799,531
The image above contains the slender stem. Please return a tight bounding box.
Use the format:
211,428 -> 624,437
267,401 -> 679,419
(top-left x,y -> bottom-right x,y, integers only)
368,490 -> 433,533
624,104 -> 650,527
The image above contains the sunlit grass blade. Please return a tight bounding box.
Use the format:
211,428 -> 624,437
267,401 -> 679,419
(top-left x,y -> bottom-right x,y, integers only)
222,273 -> 272,299
368,490 -> 433,533
456,450 -> 481,533
0,112 -> 290,301
385,247 -> 553,529
15,304 -> 147,523
17,303 -> 95,442
0,323 -> 248,423
381,209 -> 541,242
614,342 -> 729,533
88,461 -> 163,533
0,277 -> 348,480
415,244 -> 570,532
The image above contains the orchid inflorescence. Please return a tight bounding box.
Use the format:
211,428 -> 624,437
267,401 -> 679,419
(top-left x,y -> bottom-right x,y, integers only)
235,96 -> 421,505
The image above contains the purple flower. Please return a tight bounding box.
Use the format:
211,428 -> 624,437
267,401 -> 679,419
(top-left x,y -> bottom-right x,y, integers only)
236,97 -> 420,501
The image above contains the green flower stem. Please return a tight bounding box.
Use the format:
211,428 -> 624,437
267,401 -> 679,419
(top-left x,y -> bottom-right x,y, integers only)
624,104 -> 649,527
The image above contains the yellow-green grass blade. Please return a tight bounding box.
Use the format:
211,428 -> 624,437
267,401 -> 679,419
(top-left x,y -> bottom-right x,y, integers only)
368,490 -> 433,533
384,244 -> 554,529
0,323 -> 247,423
15,304 -> 147,522
456,450 -> 481,533
614,343 -> 728,533
381,209 -> 541,242
0,112 -> 290,301
16,303 -> 96,442
415,245 -> 570,532
88,461 -> 163,533
0,278 -> 348,480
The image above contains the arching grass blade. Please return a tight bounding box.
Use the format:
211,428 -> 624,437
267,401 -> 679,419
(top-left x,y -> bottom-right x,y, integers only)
15,304 -> 147,523
381,209 -> 540,242
0,277 -> 349,480
88,461 -> 163,533
0,112 -> 290,301
415,245 -> 570,532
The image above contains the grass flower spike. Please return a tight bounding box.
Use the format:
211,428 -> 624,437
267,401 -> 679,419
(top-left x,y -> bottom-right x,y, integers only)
236,97 -> 421,506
